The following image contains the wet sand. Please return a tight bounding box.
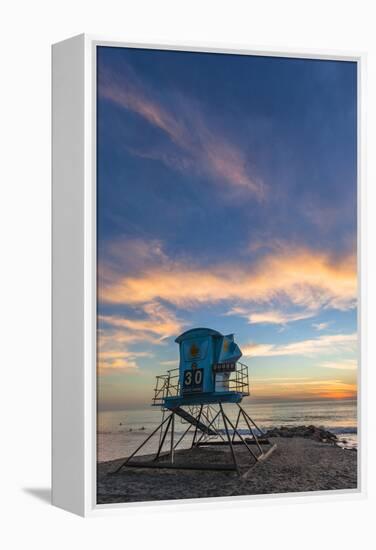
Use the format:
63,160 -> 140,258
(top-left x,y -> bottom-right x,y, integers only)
97,436 -> 357,504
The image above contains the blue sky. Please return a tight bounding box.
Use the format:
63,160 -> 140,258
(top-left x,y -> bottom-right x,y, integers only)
96,46 -> 357,410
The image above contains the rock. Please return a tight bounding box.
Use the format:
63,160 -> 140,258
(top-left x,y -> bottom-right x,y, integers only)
264,425 -> 338,443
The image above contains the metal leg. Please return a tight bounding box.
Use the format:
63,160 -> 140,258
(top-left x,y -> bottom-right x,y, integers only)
199,407 -> 226,442
154,414 -> 173,461
113,402 -> 270,476
219,403 -> 240,475
222,408 -> 258,461
197,407 -> 210,444
112,412 -> 172,474
158,408 -> 166,448
170,413 -> 175,464
195,409 -> 223,445
232,408 -> 241,442
173,422 -> 193,450
191,405 -> 203,448
241,406 -> 265,436
238,404 -> 263,454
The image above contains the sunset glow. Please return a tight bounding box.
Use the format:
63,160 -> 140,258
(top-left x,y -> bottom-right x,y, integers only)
97,48 -> 357,410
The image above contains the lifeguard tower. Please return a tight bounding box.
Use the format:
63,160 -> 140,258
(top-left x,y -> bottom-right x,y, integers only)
114,328 -> 275,476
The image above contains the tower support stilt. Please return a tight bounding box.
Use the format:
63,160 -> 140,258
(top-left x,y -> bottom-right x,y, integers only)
111,403 -> 276,476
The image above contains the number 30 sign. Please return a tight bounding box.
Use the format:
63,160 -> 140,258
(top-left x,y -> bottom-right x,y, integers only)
183,368 -> 203,392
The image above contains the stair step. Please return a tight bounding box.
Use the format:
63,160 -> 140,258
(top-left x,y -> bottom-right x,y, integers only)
170,406 -> 217,435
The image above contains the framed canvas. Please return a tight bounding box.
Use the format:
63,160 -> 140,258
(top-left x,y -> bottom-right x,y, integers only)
52,34 -> 366,517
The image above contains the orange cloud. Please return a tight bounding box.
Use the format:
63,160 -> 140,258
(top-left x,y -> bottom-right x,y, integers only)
97,350 -> 152,373
97,301 -> 184,375
99,244 -> 356,314
99,302 -> 183,341
97,328 -> 160,347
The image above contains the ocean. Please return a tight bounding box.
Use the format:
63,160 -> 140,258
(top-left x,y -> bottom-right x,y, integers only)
97,399 -> 357,463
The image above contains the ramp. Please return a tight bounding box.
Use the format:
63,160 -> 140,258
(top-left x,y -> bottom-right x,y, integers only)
171,406 -> 217,435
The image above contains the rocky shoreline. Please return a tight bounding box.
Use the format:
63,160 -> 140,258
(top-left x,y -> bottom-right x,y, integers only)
264,425 -> 343,445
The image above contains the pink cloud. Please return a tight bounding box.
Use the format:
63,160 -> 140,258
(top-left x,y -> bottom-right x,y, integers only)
98,65 -> 265,198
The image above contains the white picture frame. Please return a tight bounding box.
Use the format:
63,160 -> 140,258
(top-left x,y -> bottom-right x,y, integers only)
52,34 -> 366,517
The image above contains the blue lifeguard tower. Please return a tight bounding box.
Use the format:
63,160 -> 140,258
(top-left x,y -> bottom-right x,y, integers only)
114,328 -> 276,475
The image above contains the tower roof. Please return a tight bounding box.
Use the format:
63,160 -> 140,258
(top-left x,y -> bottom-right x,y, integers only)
175,327 -> 223,343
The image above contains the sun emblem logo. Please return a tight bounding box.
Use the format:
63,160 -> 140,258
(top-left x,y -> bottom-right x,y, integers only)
223,339 -> 230,352
190,343 -> 200,357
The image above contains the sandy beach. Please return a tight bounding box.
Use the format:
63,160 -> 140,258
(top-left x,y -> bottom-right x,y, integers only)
97,430 -> 357,504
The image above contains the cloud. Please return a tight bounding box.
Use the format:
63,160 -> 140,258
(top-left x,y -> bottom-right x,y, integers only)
98,239 -> 168,291
99,240 -> 357,314
242,343 -> 276,357
242,332 -> 357,358
252,377 -> 311,382
229,307 -> 315,326
99,302 -> 184,342
318,359 -> 357,370
97,301 -> 184,374
97,285 -> 186,375
97,350 -> 152,373
312,322 -> 330,331
97,326 -> 159,375
97,327 -> 160,347
98,65 -> 265,199
160,360 -> 179,367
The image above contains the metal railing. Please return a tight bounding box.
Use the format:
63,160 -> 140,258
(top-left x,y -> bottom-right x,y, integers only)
152,368 -> 180,406
152,362 -> 249,406
227,361 -> 249,396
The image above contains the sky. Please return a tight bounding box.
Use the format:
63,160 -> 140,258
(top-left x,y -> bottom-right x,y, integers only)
96,46 -> 357,411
